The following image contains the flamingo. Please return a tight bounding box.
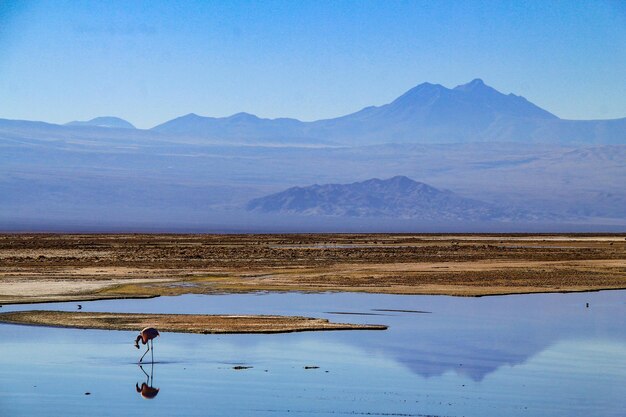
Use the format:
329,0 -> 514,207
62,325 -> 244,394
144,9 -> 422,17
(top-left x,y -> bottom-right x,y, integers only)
134,327 -> 160,363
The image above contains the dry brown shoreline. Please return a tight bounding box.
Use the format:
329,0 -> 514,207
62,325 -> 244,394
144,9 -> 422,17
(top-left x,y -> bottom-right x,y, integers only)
1,233 -> 625,304
0,311 -> 387,334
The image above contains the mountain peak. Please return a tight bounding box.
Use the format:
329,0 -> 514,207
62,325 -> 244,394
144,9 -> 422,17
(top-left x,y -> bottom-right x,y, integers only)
387,175 -> 416,185
65,116 -> 135,129
410,82 -> 445,93
228,112 -> 260,121
390,82 -> 445,106
453,78 -> 492,92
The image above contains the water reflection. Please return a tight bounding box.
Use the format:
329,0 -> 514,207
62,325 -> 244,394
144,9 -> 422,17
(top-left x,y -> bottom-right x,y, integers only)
3,291 -> 626,382
80,291 -> 626,381
136,363 -> 160,399
0,291 -> 625,416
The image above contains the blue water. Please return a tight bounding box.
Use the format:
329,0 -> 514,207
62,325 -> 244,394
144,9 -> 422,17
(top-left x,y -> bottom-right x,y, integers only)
1,291 -> 625,416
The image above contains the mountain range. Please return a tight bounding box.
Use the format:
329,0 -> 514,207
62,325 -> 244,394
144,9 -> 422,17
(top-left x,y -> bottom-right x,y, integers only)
247,176 -> 539,221
2,79 -> 625,146
1,78 -> 624,231
151,79 -> 625,145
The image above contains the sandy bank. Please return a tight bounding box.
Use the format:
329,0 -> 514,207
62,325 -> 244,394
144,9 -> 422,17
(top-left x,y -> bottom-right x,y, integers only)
0,311 -> 387,333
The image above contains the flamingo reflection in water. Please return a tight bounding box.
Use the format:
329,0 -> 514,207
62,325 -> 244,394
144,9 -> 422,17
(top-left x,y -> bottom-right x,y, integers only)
136,362 -> 160,399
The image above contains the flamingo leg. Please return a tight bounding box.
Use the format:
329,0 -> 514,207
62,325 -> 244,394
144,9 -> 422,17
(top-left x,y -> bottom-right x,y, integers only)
139,343 -> 150,363
151,339 -> 154,363
139,364 -> 149,379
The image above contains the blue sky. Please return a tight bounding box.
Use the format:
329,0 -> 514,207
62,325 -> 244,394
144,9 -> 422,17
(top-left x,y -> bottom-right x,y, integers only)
1,0 -> 625,128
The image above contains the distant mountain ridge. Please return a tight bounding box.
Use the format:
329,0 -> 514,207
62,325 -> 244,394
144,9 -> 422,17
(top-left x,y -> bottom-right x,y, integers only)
247,176 -> 541,221
3,79 -> 625,145
66,116 -> 135,129
151,79 -> 625,145
152,112 -> 315,144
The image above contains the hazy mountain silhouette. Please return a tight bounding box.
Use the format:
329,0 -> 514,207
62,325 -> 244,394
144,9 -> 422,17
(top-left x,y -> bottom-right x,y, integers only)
2,79 -> 624,145
247,176 -> 539,221
306,79 -> 559,144
1,79 -> 624,231
152,112 -> 317,144
152,79 -> 626,145
66,116 -> 135,129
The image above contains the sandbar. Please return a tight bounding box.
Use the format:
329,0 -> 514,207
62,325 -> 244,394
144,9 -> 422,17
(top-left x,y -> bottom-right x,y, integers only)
0,311 -> 387,333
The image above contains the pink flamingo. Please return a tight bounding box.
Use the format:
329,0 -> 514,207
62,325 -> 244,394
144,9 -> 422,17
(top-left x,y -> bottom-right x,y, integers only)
134,327 -> 160,363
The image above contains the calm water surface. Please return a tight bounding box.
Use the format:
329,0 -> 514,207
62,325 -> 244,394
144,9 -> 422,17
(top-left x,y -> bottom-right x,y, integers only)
1,291 -> 625,416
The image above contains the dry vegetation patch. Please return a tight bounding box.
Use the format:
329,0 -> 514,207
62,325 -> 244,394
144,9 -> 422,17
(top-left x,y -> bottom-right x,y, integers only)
1,233 -> 625,302
0,311 -> 387,333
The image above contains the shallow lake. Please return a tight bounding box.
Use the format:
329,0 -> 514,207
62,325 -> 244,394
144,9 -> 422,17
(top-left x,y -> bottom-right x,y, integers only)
1,290 -> 625,416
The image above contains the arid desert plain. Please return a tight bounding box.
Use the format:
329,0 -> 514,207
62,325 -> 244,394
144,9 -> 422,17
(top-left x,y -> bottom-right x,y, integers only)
1,233 -> 626,416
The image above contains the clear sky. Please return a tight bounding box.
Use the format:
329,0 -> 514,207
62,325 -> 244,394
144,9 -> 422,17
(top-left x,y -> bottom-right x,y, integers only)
1,0 -> 625,128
